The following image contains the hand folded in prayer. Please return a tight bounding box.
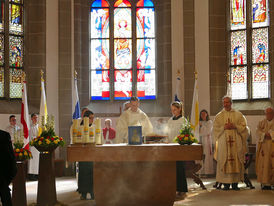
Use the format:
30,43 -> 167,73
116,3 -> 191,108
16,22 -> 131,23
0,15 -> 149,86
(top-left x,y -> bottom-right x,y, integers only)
265,132 -> 272,140
224,118 -> 236,130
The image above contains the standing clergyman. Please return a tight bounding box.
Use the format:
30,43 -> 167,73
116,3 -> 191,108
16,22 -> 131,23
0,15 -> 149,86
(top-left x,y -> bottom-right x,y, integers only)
116,97 -> 153,143
256,107 -> 274,190
213,96 -> 248,190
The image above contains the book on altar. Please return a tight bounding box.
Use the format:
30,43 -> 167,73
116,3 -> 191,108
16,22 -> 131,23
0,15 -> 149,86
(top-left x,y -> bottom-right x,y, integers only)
128,126 -> 142,145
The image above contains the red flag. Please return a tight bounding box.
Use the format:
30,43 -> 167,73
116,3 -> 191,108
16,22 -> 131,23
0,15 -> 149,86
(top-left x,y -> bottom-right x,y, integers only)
21,81 -> 30,150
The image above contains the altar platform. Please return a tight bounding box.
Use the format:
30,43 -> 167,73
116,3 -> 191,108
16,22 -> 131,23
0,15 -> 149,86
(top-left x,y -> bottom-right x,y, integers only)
67,143 -> 203,206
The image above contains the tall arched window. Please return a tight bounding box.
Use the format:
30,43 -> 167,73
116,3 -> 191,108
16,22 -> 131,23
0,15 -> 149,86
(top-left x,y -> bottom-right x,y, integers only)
0,0 -> 24,99
90,0 -> 156,100
230,0 -> 270,100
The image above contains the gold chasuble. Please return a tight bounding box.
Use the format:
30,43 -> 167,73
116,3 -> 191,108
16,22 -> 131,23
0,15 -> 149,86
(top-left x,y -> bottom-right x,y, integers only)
213,109 -> 248,184
224,131 -> 240,174
256,119 -> 274,185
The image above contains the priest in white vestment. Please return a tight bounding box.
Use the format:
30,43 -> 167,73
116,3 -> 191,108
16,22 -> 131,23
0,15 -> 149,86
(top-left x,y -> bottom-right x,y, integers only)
256,107 -> 274,190
28,113 -> 40,178
213,96 -> 248,190
116,97 -> 153,143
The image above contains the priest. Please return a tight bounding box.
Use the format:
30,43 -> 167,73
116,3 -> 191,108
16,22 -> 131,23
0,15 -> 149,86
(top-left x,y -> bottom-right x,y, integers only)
116,96 -> 153,143
256,107 -> 274,190
213,96 -> 248,190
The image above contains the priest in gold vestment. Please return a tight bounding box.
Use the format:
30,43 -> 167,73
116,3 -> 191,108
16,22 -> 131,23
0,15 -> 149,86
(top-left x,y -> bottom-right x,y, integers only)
213,96 -> 248,190
256,107 -> 274,190
116,97 -> 153,143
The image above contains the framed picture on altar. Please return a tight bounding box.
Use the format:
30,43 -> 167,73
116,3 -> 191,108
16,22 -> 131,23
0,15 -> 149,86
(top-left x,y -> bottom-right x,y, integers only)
128,126 -> 142,145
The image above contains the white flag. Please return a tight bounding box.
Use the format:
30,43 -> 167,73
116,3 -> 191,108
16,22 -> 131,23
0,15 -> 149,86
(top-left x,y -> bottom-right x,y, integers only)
39,79 -> 48,126
190,77 -> 200,141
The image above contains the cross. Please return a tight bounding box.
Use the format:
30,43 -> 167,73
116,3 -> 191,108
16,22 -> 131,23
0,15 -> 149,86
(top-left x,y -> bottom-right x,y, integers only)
227,135 -> 235,148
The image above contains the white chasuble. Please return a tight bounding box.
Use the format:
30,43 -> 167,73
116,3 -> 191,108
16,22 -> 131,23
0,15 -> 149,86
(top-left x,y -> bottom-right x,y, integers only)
256,119 -> 274,185
116,108 -> 153,143
213,109 -> 248,183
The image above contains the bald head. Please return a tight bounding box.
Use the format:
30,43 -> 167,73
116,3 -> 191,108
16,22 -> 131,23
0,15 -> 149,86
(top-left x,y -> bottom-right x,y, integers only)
265,107 -> 274,121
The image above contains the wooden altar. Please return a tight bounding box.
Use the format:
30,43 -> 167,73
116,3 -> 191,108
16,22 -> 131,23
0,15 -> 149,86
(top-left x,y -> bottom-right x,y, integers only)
67,143 -> 203,206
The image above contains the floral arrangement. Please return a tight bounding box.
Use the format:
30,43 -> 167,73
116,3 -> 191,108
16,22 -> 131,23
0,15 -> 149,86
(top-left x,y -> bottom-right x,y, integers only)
14,147 -> 32,161
30,115 -> 65,151
173,118 -> 198,145
13,130 -> 32,161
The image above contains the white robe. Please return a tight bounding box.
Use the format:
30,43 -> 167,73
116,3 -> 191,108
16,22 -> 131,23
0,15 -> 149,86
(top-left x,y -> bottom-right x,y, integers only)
256,119 -> 274,185
5,124 -> 21,143
167,116 -> 187,143
199,120 -> 214,175
28,123 -> 40,175
116,108 -> 153,143
213,109 -> 248,183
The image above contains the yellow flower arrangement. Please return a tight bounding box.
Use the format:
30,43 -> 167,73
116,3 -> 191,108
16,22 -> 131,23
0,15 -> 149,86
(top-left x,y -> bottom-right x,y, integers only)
173,118 -> 198,145
13,132 -> 32,161
30,115 -> 65,152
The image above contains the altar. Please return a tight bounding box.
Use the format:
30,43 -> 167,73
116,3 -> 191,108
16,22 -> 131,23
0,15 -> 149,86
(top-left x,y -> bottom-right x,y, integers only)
67,143 -> 203,206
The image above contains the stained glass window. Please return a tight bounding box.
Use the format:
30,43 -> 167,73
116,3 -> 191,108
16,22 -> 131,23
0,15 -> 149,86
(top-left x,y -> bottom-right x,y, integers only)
9,36 -> 23,67
114,70 -> 132,100
0,34 -> 4,66
252,0 -> 269,28
252,28 -> 268,63
113,0 -> 132,100
0,67 -> 4,97
137,69 -> 155,99
136,0 -> 155,100
252,65 -> 269,99
231,67 -> 247,100
230,31 -> 246,66
9,68 -> 22,98
9,3 -> 23,35
90,0 -> 156,101
229,0 -> 270,100
230,0 -> 246,30
8,0 -> 24,98
90,0 -> 110,100
0,1 -> 4,32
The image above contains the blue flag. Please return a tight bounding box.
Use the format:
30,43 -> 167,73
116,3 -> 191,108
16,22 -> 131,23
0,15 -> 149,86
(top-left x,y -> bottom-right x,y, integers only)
72,78 -> 81,119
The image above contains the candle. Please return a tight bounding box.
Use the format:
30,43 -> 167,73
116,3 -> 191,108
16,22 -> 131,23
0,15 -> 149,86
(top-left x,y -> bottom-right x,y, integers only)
94,118 -> 102,145
83,117 -> 89,143
72,119 -> 78,144
88,125 -> 95,144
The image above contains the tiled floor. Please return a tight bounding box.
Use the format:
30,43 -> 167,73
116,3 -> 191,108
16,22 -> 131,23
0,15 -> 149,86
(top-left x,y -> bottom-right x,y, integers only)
5,177 -> 274,206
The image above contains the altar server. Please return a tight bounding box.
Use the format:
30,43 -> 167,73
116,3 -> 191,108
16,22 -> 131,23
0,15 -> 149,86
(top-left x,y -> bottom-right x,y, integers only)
256,107 -> 274,190
199,109 -> 214,176
78,110 -> 95,200
28,113 -> 40,180
5,115 -> 21,143
213,96 -> 248,190
167,101 -> 188,199
116,97 -> 153,143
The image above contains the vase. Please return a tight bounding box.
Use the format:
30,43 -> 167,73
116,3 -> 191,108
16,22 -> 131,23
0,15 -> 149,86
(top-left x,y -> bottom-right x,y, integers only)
34,144 -> 58,153
178,142 -> 193,145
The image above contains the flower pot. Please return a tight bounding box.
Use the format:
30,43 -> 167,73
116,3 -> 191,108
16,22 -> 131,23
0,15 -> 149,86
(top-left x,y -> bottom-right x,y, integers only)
34,144 -> 58,153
